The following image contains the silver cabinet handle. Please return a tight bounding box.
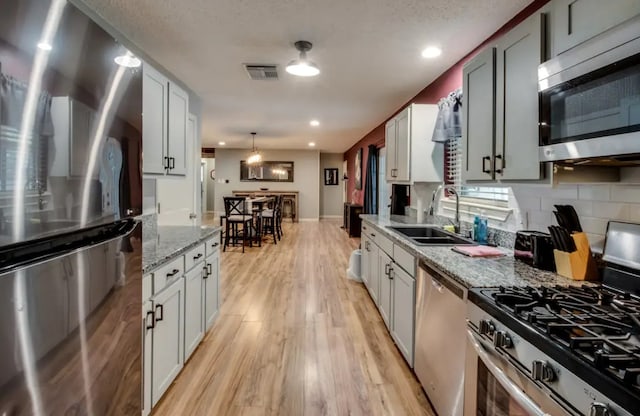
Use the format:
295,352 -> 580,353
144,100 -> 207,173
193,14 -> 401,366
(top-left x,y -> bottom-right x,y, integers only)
467,330 -> 550,416
384,264 -> 390,276
389,267 -> 394,280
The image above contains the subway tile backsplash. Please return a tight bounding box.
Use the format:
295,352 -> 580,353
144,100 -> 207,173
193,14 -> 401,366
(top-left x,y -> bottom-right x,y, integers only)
512,182 -> 640,241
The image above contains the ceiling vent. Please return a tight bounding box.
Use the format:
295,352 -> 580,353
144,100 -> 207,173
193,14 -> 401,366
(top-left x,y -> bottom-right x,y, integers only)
244,64 -> 279,80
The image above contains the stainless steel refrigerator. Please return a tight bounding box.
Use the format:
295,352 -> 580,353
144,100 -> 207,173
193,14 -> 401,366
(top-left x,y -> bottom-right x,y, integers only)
0,0 -> 143,414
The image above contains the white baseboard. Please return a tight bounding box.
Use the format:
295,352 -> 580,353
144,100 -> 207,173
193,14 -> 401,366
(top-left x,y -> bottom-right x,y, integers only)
320,215 -> 342,219
299,218 -> 320,222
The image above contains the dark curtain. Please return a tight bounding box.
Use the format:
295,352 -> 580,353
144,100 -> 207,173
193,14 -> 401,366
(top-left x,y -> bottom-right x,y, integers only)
363,144 -> 378,214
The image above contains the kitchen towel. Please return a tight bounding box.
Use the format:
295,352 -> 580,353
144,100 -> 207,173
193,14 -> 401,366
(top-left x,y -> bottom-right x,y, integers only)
452,245 -> 506,258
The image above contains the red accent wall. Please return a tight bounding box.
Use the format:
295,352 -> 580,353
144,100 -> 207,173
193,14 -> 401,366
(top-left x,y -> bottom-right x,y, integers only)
344,0 -> 551,205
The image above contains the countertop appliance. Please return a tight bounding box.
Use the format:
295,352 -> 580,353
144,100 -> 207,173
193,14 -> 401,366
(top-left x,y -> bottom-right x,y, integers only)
415,261 -> 467,416
464,221 -> 640,416
0,0 -> 142,413
514,230 -> 556,271
538,14 -> 640,163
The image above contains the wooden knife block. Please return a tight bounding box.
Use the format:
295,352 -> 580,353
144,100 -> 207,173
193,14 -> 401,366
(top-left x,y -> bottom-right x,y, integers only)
553,232 -> 598,281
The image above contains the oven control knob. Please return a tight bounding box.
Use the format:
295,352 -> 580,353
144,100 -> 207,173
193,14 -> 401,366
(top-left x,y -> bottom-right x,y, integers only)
531,360 -> 555,382
479,319 -> 496,336
589,402 -> 611,416
493,331 -> 512,349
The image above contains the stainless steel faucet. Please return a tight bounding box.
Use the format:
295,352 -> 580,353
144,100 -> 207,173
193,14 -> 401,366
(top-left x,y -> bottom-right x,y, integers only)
428,184 -> 460,234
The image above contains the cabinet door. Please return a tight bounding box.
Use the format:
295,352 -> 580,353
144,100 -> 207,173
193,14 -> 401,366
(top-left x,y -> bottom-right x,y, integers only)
367,243 -> 380,305
552,0 -> 640,56
361,235 -> 371,288
394,107 -> 411,182
377,251 -> 393,329
167,83 -> 189,176
204,250 -> 220,331
184,266 -> 204,361
151,277 -> 184,406
462,47 -> 496,181
142,300 -> 153,416
496,13 -> 543,180
391,265 -> 415,366
143,64 -> 169,175
385,119 -> 397,181
70,100 -> 96,178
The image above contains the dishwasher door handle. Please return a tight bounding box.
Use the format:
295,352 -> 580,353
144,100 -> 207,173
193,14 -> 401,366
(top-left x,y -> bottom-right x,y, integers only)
431,278 -> 444,293
467,330 -> 551,416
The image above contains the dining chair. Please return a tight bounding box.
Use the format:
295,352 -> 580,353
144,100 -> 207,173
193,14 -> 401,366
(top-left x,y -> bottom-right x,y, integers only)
260,196 -> 279,245
223,196 -> 252,253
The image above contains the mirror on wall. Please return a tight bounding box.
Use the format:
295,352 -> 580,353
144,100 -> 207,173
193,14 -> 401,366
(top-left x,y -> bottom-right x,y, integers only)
240,161 -> 294,182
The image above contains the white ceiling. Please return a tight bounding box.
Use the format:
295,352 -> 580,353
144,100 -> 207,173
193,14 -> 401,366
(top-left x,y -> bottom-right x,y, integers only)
79,0 -> 532,153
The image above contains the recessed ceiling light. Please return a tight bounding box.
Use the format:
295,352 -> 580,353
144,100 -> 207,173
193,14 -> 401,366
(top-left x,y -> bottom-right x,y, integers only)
421,46 -> 442,59
37,42 -> 52,51
218,141 -> 226,146
310,120 -> 320,127
286,41 -> 320,77
308,142 -> 316,147
114,50 -> 142,68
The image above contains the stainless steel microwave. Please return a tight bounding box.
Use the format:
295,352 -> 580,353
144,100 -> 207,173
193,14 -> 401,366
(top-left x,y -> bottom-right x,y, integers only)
538,15 -> 640,163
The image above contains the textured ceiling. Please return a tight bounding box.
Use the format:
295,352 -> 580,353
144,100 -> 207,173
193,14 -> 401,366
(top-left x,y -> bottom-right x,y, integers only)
79,0 -> 531,152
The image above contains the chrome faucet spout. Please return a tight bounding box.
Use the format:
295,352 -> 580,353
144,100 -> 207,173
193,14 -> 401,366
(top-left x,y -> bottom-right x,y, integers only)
427,184 -> 461,234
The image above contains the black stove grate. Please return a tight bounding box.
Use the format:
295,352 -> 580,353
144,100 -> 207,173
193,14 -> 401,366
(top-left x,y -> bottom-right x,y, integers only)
490,285 -> 640,391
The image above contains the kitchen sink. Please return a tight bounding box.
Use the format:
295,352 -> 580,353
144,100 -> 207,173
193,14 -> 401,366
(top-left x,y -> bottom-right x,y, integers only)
387,226 -> 475,246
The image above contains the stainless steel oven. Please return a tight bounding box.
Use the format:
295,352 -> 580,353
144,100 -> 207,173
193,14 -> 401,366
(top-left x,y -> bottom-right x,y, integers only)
464,328 -> 573,416
538,14 -> 640,163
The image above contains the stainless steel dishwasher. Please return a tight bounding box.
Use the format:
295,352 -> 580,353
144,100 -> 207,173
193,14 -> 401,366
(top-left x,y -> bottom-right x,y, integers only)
415,260 -> 467,416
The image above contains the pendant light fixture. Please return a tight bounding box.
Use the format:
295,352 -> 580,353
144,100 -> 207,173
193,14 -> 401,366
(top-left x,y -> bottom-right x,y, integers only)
286,41 -> 320,77
247,132 -> 262,165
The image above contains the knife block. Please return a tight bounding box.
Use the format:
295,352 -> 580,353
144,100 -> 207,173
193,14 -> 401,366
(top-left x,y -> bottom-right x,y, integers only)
553,232 -> 598,281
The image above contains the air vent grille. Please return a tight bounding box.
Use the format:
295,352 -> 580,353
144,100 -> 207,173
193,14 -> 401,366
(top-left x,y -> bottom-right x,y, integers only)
244,64 -> 279,80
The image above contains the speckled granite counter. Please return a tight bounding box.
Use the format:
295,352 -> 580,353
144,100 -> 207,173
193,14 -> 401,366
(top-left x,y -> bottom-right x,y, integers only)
142,225 -> 222,273
360,215 -> 593,289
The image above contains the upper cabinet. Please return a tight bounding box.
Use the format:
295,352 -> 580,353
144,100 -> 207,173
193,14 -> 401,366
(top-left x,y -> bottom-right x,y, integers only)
143,64 -> 189,176
462,11 -> 546,182
385,104 -> 443,184
551,0 -> 640,56
50,97 -> 97,178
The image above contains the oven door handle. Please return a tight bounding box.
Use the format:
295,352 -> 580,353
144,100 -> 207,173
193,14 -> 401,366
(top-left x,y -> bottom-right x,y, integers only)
467,330 -> 551,416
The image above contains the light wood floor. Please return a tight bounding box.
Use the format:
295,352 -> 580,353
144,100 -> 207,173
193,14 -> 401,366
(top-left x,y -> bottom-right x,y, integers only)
154,220 -> 434,416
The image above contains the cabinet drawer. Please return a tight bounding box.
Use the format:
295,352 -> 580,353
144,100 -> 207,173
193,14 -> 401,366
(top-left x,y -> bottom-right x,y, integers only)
152,256 -> 184,294
143,273 -> 153,300
361,223 -> 377,240
205,233 -> 221,257
184,243 -> 206,272
394,244 -> 415,276
375,232 -> 394,256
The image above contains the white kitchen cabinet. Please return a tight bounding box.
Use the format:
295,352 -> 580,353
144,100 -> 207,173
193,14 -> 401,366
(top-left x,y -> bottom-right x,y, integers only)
462,47 -> 496,181
366,240 -> 380,305
184,266 -> 204,362
385,104 -> 443,184
463,11 -> 545,182
167,83 -> 189,176
50,96 -> 97,178
391,264 -> 415,367
551,0 -> 640,56
495,12 -> 545,180
204,241 -> 220,330
150,276 -> 184,407
142,299 -> 153,416
378,250 -> 393,329
142,63 -> 189,176
142,64 -> 168,175
361,235 -> 371,288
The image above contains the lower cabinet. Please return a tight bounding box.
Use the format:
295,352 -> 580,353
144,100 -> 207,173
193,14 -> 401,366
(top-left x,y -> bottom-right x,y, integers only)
391,265 -> 415,366
150,277 -> 185,407
204,248 -> 220,330
378,250 -> 393,329
360,223 -> 417,368
184,266 -> 204,361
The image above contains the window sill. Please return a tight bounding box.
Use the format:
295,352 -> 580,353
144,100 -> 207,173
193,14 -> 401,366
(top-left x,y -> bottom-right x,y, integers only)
440,197 -> 513,223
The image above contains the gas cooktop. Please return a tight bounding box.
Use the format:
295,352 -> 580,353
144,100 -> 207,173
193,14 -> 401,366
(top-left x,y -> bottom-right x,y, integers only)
485,285 -> 640,392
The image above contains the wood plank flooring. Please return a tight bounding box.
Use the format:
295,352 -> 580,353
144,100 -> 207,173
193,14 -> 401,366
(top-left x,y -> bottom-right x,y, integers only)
153,219 -> 434,416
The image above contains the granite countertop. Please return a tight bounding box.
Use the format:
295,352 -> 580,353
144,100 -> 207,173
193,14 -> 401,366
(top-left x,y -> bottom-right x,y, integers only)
360,215 -> 594,289
142,225 -> 222,273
